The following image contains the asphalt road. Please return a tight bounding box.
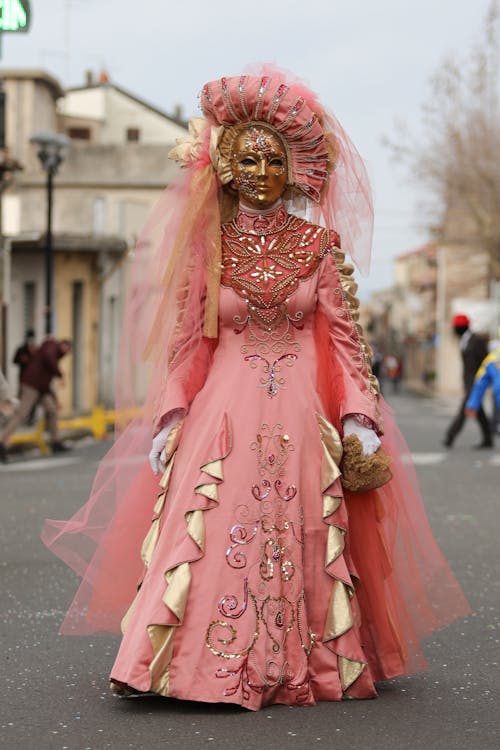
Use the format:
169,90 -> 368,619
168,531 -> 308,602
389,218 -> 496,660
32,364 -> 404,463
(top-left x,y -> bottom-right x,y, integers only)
1,391 -> 499,750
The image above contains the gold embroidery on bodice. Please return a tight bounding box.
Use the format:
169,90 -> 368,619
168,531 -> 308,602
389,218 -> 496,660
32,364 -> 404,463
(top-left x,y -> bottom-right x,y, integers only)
221,205 -> 336,397
222,212 -> 333,326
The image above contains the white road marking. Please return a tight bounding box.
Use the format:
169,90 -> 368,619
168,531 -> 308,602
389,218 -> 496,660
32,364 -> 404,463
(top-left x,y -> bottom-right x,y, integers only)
410,452 -> 446,465
409,452 -> 500,466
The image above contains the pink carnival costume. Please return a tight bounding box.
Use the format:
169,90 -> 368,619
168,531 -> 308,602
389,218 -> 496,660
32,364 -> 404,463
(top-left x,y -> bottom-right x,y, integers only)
42,69 -> 469,710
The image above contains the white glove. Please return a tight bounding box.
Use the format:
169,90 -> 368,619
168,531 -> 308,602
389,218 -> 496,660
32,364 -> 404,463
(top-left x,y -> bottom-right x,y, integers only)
148,409 -> 185,475
149,426 -> 170,476
343,417 -> 381,457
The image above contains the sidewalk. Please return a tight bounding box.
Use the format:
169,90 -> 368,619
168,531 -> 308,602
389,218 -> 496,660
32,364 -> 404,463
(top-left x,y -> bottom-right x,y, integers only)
1,405 -> 117,462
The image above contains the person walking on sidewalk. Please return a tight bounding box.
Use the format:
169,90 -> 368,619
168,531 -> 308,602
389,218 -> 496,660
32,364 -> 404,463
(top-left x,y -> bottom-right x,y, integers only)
0,338 -> 72,462
13,328 -> 37,385
13,328 -> 37,425
443,314 -> 493,449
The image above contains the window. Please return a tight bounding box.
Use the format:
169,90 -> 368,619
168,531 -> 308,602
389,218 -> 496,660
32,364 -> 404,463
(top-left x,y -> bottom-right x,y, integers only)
23,281 -> 36,330
126,127 -> 140,142
93,197 -> 106,234
68,127 -> 91,141
72,281 -> 84,411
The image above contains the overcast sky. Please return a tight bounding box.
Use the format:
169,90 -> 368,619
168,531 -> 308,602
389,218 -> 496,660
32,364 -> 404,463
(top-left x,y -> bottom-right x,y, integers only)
1,0 -> 494,296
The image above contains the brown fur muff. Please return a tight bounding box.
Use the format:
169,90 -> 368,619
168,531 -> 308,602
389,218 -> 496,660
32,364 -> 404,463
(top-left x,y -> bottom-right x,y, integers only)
341,434 -> 393,492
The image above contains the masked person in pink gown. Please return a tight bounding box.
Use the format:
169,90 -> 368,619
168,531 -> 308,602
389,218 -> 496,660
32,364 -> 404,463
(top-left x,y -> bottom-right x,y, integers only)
42,69 -> 469,710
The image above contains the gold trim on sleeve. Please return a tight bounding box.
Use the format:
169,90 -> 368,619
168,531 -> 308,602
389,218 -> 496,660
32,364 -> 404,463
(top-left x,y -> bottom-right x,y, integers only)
330,246 -> 383,431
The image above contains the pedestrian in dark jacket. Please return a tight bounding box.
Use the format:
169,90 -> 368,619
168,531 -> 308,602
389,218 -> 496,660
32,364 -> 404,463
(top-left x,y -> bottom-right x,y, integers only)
443,314 -> 493,448
13,329 -> 37,424
0,338 -> 72,461
13,329 -> 36,383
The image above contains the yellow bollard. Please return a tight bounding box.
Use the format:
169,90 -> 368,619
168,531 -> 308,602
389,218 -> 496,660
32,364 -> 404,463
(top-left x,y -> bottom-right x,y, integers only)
9,419 -> 50,455
7,405 -> 142,456
91,406 -> 107,440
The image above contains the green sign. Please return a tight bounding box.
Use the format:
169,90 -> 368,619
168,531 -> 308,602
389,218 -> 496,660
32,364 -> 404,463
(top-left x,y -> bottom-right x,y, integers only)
0,0 -> 30,32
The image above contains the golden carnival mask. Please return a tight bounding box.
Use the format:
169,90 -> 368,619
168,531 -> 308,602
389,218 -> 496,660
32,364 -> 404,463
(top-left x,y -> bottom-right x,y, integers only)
229,124 -> 288,208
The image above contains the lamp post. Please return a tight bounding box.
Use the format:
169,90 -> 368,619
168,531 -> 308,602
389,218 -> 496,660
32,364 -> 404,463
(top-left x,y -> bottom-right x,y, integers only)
29,132 -> 70,336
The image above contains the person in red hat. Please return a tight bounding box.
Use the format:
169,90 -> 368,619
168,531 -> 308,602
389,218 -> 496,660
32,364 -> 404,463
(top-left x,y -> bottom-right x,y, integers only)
443,313 -> 493,448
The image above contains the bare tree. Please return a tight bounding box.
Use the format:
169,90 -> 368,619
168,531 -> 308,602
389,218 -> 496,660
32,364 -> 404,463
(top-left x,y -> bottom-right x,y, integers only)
386,1 -> 500,278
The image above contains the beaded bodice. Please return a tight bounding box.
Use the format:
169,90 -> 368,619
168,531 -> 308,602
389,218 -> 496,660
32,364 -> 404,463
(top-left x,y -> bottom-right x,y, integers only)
221,203 -> 338,328
219,203 -> 340,399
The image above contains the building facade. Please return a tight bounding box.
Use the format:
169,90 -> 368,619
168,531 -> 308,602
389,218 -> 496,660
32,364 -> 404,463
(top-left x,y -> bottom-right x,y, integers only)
1,69 -> 186,412
365,236 -> 498,396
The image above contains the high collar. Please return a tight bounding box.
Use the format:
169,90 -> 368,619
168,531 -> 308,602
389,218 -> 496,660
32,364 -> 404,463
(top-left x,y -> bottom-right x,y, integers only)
234,199 -> 289,235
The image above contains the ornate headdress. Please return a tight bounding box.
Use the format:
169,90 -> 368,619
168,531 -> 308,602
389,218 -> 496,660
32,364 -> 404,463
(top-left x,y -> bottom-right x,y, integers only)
199,75 -> 337,203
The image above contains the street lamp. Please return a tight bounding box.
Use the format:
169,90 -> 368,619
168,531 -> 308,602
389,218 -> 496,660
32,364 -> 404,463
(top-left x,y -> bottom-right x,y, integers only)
29,131 -> 70,335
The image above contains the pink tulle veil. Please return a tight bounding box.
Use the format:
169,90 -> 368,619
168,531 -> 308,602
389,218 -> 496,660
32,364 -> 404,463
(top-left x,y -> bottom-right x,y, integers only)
41,65 -> 468,679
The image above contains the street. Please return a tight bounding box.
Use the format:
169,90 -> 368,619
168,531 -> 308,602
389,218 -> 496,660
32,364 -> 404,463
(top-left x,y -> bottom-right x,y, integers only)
1,391 -> 499,750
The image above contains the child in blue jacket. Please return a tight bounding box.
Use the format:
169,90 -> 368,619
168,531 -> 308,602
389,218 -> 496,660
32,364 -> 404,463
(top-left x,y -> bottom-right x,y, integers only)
466,346 -> 500,417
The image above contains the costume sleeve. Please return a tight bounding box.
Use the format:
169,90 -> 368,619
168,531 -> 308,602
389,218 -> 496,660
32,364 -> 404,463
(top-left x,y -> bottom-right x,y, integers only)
317,238 -> 382,433
152,291 -> 215,434
466,355 -> 493,411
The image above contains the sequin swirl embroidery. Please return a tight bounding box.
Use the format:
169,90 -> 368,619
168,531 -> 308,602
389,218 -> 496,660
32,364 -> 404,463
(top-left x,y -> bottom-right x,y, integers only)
206,425 -> 315,703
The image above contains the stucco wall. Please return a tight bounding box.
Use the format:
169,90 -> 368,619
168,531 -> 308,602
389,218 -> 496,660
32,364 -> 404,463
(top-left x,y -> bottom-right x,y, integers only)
1,70 -> 187,415
5,249 -> 100,415
59,87 -> 186,144
5,251 -> 45,387
54,252 -> 99,415
3,77 -> 59,169
19,186 -> 161,241
19,144 -> 180,238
